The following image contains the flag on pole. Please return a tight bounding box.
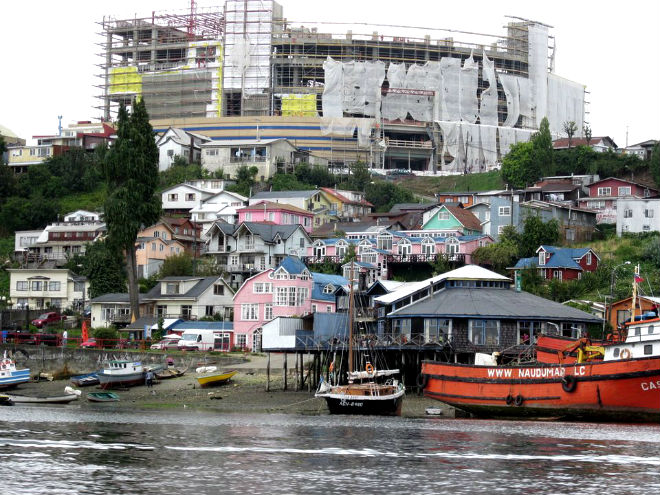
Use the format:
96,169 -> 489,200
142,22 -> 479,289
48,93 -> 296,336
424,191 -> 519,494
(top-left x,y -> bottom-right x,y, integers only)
634,274 -> 644,283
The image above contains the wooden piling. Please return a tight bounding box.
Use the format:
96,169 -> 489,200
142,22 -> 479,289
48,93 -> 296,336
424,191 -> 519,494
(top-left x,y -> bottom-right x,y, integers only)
266,352 -> 271,392
283,352 -> 288,391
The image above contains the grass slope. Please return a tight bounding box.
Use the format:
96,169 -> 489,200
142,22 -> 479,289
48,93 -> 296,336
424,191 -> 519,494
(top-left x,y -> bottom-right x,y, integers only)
395,170 -> 505,197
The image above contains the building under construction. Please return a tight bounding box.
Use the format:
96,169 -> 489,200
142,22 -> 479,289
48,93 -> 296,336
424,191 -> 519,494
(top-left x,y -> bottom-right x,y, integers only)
98,0 -> 586,173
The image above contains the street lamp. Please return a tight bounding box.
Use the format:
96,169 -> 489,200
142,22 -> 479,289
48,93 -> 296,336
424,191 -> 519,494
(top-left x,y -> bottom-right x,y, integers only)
604,261 -> 632,337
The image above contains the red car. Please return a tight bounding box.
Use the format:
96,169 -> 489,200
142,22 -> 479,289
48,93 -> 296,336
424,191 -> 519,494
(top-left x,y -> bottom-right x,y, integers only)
31,312 -> 66,329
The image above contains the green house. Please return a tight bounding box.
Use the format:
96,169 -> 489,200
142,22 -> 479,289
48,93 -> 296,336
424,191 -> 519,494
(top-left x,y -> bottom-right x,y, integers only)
422,205 -> 482,235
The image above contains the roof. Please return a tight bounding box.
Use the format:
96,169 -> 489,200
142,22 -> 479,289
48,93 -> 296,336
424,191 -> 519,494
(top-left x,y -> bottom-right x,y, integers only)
276,256 -> 308,275
144,276 -> 225,300
389,287 -> 601,323
240,222 -> 304,242
390,203 -> 437,213
202,138 -> 289,147
90,293 -> 146,304
374,265 -> 510,305
552,136 -> 617,149
444,205 -> 483,231
239,201 -> 312,215
251,190 -> 318,200
319,187 -> 374,207
587,176 -> 658,192
311,272 -> 349,301
514,246 -> 596,270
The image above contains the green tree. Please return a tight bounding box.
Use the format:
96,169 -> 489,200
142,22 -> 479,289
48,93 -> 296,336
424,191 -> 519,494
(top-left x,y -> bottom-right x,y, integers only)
227,165 -> 259,197
583,124 -> 592,146
520,216 -> 559,257
562,121 -> 578,149
471,240 -> 519,273
364,180 -> 414,212
650,143 -> 660,188
159,252 -> 194,277
346,161 -> 371,192
271,172 -> 312,191
103,100 -> 161,320
0,196 -> 58,236
79,240 -> 127,299
501,141 -> 535,188
531,117 -> 553,178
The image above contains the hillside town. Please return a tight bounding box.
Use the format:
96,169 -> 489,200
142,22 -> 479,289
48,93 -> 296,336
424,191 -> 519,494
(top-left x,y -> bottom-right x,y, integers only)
1,0 -> 658,423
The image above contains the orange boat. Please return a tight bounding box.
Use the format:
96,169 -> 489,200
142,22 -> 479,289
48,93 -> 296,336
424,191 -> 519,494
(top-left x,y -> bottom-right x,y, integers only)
422,267 -> 660,422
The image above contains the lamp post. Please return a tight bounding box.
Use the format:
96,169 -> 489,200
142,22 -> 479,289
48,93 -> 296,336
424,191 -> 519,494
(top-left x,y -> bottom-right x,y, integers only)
605,261 -> 631,337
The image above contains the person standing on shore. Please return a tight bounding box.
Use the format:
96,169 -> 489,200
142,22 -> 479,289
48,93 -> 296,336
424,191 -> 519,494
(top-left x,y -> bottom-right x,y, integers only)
146,369 -> 154,388
62,330 -> 68,347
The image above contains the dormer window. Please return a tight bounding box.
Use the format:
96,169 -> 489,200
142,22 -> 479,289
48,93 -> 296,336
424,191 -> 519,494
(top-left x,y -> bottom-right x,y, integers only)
166,283 -> 179,294
438,210 -> 450,221
323,284 -> 335,294
539,251 -> 546,265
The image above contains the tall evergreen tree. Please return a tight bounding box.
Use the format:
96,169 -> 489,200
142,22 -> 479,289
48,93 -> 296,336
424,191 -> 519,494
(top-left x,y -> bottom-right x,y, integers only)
532,117 -> 554,178
650,143 -> 660,188
103,99 -> 161,320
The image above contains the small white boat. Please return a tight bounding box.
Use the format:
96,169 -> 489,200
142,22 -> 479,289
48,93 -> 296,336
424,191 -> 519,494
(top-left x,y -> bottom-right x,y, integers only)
6,394 -> 79,404
0,351 -> 30,390
98,360 -> 145,389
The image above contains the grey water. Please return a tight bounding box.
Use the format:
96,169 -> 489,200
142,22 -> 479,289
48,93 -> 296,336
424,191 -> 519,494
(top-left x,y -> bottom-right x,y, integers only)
1,406 -> 659,495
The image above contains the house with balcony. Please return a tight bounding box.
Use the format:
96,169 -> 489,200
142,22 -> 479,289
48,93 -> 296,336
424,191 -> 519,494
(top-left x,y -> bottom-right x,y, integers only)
161,183 -> 219,215
232,256 -> 347,350
306,229 -> 493,280
318,187 -> 374,220
15,218 -> 106,266
89,293 -> 149,328
143,276 -> 234,322
201,138 -> 299,181
249,190 -> 334,228
374,265 -> 601,359
578,177 -> 658,224
189,189 -> 248,234
511,245 -> 599,282
616,198 -> 660,235
155,127 -> 211,171
8,268 -> 88,311
237,201 -> 314,233
204,221 -> 312,289
33,121 -> 115,152
522,180 -> 582,204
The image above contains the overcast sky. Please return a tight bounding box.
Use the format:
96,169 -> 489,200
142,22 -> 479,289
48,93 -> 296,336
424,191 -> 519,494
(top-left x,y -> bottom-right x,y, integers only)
2,0 -> 658,148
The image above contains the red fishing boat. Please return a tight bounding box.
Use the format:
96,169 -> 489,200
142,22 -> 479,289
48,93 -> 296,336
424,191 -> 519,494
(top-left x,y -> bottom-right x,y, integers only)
422,266 -> 660,422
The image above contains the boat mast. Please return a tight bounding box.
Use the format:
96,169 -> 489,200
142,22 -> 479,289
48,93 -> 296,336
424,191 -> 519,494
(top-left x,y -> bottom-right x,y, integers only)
348,261 -> 355,374
631,264 -> 639,319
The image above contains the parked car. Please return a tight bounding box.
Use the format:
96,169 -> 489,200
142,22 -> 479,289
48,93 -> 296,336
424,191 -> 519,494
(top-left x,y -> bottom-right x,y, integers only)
31,312 -> 66,329
150,335 -> 181,350
81,337 -> 129,349
81,338 -> 98,348
6,330 -> 60,346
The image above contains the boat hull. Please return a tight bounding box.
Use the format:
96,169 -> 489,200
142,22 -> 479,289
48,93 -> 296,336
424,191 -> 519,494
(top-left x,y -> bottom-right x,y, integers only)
87,392 -> 120,402
70,373 -> 100,387
321,392 -> 404,416
7,394 -> 79,404
98,371 -> 145,390
421,356 -> 660,422
0,369 -> 31,390
196,370 -> 237,388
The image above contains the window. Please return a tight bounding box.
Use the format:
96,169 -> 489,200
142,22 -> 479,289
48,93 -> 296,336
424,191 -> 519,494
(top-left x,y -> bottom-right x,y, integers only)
267,212 -> 275,221
48,281 -> 61,291
424,319 -> 450,342
323,284 -> 335,294
31,281 -> 43,291
421,239 -> 435,256
213,284 -> 225,295
336,242 -> 347,258
617,310 -> 631,326
377,233 -> 392,250
437,211 -> 450,221
312,304 -> 317,312
295,287 -> 308,306
181,305 -> 192,319
205,305 -> 214,316
168,193 -> 178,201
245,212 -> 252,221
16,281 -> 28,291
254,282 -> 272,294
230,255 -> 239,266
597,187 -> 611,196
518,321 -> 542,345
618,186 -> 631,196
264,304 -> 273,320
159,244 -> 164,252
166,283 -> 179,295
152,242 -> 156,251
167,149 -> 174,157
644,345 -> 653,355
299,237 -> 305,248
498,206 -> 511,216
538,251 -> 546,265
469,320 -> 500,345
392,319 -> 411,339
586,252 -> 592,265
186,193 -> 196,201
313,243 -> 326,259
241,304 -> 259,320
236,334 -> 247,348
326,306 -> 332,312
157,305 -> 167,317
643,225 -> 651,232
624,209 -> 633,218
553,270 -> 563,281
644,209 -> 654,218
497,225 -> 506,235
398,241 -> 412,256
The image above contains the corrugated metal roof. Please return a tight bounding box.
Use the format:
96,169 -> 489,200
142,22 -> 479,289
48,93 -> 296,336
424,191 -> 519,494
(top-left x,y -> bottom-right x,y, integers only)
389,287 -> 602,322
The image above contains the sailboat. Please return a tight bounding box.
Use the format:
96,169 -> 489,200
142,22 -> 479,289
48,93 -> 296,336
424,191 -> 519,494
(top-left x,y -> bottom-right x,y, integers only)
315,262 -> 405,415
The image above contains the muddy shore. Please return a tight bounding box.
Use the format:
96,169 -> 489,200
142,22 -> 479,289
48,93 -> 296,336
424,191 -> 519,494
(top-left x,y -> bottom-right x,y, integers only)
9,369 -> 455,418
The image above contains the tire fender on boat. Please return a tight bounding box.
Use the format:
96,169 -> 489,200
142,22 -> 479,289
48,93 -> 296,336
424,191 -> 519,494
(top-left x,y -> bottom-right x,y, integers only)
620,348 -> 632,360
561,374 -> 578,393
505,394 -> 514,406
416,374 -> 428,389
514,394 -> 524,406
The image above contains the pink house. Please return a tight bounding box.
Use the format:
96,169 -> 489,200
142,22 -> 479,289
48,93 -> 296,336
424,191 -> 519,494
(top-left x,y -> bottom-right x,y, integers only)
578,177 -> 658,224
236,201 -> 314,232
306,230 -> 494,280
232,256 -> 348,350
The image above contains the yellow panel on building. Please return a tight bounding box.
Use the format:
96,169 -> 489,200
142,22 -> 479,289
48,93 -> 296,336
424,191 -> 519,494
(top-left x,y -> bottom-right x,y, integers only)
281,94 -> 318,117
109,66 -> 142,95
